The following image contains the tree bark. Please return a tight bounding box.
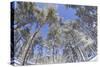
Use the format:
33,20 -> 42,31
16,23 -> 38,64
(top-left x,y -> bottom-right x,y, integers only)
78,47 -> 85,61
20,24 -> 45,65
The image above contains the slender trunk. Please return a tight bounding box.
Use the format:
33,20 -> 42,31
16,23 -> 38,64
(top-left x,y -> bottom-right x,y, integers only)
55,47 -> 57,62
15,36 -> 21,46
23,43 -> 33,64
78,47 -> 85,61
14,28 -> 22,45
21,24 -> 45,65
53,45 -> 54,62
21,28 -> 40,65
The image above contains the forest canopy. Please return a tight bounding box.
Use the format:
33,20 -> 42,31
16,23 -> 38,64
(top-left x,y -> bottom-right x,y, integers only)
11,1 -> 97,65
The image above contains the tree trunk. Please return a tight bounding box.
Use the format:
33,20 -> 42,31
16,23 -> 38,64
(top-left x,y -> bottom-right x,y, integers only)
53,45 -> 55,63
78,47 -> 85,61
20,24 -> 45,65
